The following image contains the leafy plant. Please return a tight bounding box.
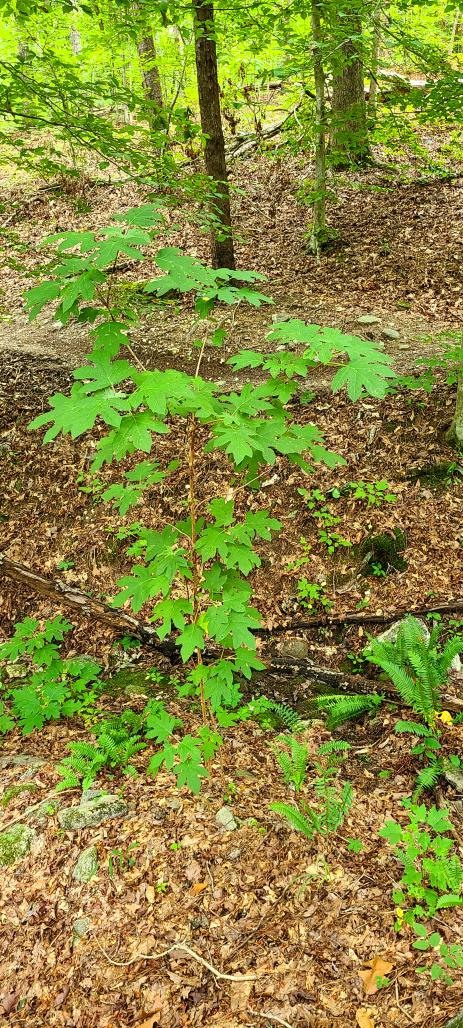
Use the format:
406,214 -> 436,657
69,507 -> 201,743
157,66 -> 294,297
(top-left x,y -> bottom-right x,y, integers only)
380,799 -> 463,982
19,205 -> 395,793
296,578 -> 333,613
315,692 -> 383,729
271,745 -> 353,840
344,479 -> 397,507
298,487 -> 351,554
108,842 -> 139,879
56,711 -> 147,790
273,736 -> 309,791
0,616 -> 103,733
366,617 -> 463,731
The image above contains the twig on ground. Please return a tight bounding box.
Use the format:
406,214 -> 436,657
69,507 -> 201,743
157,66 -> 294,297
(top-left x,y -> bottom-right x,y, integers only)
93,935 -> 259,981
248,1009 -> 292,1028
0,788 -> 75,830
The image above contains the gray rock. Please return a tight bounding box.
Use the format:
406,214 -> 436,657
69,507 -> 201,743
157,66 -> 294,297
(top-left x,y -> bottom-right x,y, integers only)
444,767 -> 463,793
72,917 -> 91,947
0,755 -> 44,772
376,617 -> 430,647
376,617 -> 461,670
445,1013 -> 463,1028
277,638 -> 309,659
24,798 -> 61,823
0,824 -> 36,866
271,311 -> 292,323
215,806 -> 238,832
81,788 -> 106,803
227,847 -> 242,860
357,314 -> 381,325
166,797 -> 182,811
58,794 -> 128,831
381,327 -> 401,340
73,845 -> 99,882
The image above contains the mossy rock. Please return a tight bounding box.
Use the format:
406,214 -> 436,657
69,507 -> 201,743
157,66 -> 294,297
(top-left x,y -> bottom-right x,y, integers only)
0,824 -> 36,866
58,794 -> 128,830
406,460 -> 463,488
1,782 -> 38,808
358,528 -> 407,576
73,844 -> 99,882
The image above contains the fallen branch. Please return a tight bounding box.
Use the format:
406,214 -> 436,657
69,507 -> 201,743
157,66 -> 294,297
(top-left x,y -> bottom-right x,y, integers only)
267,656 -> 463,712
258,597 -> 463,634
2,553 -> 462,710
93,936 -> 259,980
0,554 -> 178,661
226,100 -> 304,159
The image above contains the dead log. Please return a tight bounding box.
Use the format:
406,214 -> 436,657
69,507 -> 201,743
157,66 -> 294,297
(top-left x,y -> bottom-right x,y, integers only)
1,553 -> 462,711
265,657 -> 463,713
0,554 -> 178,661
258,597 -> 463,635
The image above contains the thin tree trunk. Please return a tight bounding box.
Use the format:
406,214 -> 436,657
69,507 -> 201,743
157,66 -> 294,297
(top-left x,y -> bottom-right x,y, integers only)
449,8 -> 461,55
331,13 -> 370,168
368,4 -> 383,123
137,33 -> 164,129
447,374 -> 463,449
69,0 -> 81,57
308,0 -> 327,257
193,0 -> 235,269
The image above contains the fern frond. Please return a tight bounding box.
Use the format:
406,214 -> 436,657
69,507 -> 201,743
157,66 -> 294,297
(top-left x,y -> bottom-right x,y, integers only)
266,700 -> 302,731
415,763 -> 442,791
395,720 -> 430,736
438,636 -> 463,673
270,802 -> 317,839
317,740 -> 351,754
316,693 -> 381,729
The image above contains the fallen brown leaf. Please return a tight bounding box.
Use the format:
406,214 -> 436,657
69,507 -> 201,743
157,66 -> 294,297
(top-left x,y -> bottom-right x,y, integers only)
359,956 -> 394,996
356,1008 -> 375,1028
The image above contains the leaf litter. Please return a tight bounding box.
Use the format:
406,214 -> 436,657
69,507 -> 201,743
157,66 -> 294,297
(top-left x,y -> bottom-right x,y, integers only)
1,152 -> 463,1027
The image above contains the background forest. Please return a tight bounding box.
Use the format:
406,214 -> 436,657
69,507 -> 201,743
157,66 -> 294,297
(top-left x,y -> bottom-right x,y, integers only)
2,1 -> 463,1027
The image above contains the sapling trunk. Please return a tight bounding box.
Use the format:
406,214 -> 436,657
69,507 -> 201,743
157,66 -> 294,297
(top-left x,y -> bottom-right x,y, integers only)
187,412 -> 208,725
308,0 -> 327,257
447,374 -> 463,450
193,0 -> 235,269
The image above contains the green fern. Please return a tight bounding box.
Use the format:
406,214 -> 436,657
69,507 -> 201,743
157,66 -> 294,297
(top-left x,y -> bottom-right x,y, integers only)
56,714 -> 147,790
366,617 -> 463,727
395,720 -> 430,736
274,737 -> 309,791
317,740 -> 351,755
316,692 -> 382,729
270,801 -> 319,839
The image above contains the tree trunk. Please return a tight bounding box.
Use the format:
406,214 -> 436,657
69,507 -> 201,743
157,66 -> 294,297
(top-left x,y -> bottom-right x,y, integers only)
137,33 -> 164,128
330,13 -> 371,168
308,0 -> 327,256
368,3 -> 383,124
193,0 -> 235,269
447,373 -> 463,449
449,8 -> 462,55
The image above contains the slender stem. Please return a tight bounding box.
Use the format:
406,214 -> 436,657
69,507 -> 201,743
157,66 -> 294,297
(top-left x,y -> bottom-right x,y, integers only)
187,412 -> 208,725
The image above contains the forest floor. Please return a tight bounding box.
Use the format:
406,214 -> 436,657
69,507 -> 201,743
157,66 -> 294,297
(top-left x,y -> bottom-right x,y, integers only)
1,148 -> 463,1027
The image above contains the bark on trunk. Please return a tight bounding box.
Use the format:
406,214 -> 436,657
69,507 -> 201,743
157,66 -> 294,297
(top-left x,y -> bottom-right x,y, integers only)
137,33 -> 164,127
330,13 -> 370,168
193,0 -> 235,269
447,374 -> 463,449
308,0 -> 327,256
